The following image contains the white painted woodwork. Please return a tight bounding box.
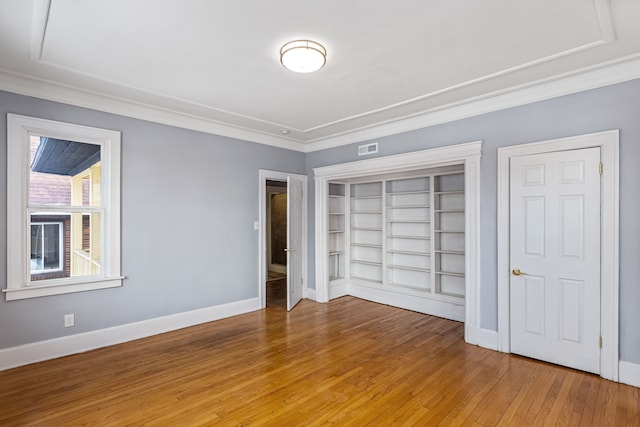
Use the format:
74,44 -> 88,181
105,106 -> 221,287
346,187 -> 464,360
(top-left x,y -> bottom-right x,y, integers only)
286,176 -> 304,311
509,147 -> 601,373
314,142 -> 481,342
5,114 -> 122,301
1,1 -> 640,148
328,183 -> 346,282
497,130 -> 619,381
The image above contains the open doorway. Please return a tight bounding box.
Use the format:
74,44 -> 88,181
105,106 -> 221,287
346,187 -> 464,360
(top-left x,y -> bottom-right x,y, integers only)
258,170 -> 308,311
266,180 -> 287,308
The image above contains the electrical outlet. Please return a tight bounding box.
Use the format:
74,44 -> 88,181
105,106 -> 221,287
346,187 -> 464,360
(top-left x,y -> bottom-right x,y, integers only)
64,313 -> 75,328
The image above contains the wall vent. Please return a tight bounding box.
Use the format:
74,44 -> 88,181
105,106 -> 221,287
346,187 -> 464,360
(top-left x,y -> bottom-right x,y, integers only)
358,142 -> 378,156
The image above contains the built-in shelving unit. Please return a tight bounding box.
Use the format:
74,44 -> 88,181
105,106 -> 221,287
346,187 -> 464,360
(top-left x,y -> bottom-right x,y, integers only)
325,167 -> 466,316
386,176 -> 431,291
328,183 -> 346,281
433,173 -> 465,298
350,182 -> 383,283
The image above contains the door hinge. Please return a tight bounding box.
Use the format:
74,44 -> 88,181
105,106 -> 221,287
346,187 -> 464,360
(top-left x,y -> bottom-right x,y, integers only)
599,163 -> 603,175
599,336 -> 603,348
301,278 -> 303,285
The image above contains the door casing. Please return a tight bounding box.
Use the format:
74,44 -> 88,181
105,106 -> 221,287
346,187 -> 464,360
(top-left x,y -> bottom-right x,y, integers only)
497,130 -> 619,381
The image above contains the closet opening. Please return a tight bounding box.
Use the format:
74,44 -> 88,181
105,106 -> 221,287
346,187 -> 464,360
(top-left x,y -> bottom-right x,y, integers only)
314,142 -> 481,344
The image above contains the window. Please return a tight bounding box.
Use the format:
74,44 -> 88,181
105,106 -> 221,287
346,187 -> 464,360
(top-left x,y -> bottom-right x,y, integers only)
5,114 -> 122,300
30,222 -> 64,274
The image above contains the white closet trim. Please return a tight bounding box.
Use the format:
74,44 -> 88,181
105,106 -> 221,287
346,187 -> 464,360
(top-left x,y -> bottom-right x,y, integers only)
314,141 -> 482,345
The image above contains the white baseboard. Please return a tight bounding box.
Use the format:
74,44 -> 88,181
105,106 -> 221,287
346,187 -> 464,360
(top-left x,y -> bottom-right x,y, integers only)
304,287 -> 316,301
0,297 -> 260,371
348,281 -> 464,322
619,361 -> 640,388
477,328 -> 499,351
329,281 -> 348,300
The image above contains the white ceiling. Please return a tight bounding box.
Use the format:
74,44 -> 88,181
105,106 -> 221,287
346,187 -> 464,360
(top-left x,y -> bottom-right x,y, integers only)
0,0 -> 639,152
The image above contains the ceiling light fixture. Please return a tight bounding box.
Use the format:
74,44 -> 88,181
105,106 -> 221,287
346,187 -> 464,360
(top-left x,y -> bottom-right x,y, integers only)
280,40 -> 326,73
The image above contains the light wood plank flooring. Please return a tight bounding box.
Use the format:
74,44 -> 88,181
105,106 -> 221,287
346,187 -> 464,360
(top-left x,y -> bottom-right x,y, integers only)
1,297 -> 637,426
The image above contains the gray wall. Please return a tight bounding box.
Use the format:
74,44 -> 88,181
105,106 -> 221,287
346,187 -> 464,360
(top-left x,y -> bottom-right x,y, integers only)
0,90 -> 304,348
305,78 -> 640,364
2,78 -> 638,366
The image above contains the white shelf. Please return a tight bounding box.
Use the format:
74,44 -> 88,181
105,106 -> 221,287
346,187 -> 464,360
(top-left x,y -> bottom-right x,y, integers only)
434,190 -> 464,195
436,271 -> 465,278
389,205 -> 430,209
387,190 -> 430,195
435,250 -> 464,255
329,229 -> 344,233
389,234 -> 431,240
351,260 -> 382,266
352,227 -> 382,231
387,219 -> 430,223
387,249 -> 429,255
388,264 -> 431,273
352,275 -> 383,283
351,210 -> 382,214
351,243 -> 382,248
351,195 -> 382,200
434,230 -> 464,233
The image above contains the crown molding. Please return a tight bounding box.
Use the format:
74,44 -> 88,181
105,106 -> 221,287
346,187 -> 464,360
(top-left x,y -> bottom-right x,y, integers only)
303,54 -> 640,153
0,69 -> 306,152
1,54 -> 639,154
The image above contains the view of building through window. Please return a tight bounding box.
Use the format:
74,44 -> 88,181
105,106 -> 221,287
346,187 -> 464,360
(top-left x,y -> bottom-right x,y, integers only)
29,135 -> 102,282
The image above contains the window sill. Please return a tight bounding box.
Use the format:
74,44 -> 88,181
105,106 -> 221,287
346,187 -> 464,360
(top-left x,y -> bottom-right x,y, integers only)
3,276 -> 124,301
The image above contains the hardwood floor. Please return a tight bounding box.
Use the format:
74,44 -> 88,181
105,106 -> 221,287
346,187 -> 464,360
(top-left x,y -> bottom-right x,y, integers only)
266,277 -> 286,308
1,297 -> 637,426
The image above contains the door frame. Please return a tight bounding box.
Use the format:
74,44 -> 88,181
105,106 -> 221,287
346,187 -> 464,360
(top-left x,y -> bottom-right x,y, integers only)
259,170 -> 308,309
497,130 -> 619,381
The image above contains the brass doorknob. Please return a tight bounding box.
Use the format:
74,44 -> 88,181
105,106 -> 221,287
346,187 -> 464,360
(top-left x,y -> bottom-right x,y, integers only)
512,268 -> 522,276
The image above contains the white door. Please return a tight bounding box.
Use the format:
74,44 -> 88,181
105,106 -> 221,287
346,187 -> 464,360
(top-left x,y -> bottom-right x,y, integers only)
286,176 -> 304,310
509,147 -> 601,373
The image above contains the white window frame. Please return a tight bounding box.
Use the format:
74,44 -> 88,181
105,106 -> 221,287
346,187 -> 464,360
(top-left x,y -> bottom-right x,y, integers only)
5,114 -> 123,300
30,221 -> 64,274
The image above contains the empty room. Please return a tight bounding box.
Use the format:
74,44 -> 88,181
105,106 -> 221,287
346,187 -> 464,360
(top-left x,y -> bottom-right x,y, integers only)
0,0 -> 639,425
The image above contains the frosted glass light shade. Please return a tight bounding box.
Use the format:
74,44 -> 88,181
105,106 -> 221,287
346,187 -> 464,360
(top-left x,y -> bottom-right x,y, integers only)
280,40 -> 326,73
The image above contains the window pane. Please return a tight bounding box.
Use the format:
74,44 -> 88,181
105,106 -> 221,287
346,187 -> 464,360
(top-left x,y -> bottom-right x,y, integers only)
30,212 -> 102,282
30,224 -> 44,271
31,220 -> 64,281
70,212 -> 102,277
42,223 -> 61,269
29,136 -> 101,207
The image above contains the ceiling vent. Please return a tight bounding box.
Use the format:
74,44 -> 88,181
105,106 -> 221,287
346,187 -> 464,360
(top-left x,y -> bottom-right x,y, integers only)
358,142 -> 378,156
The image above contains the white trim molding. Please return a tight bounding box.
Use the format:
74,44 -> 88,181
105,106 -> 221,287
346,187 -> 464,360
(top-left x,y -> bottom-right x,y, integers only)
0,297 -> 261,371
477,328 -> 499,351
619,361 -> 640,389
314,141 -> 482,344
0,53 -> 639,152
5,114 -> 122,301
497,130 -> 619,381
